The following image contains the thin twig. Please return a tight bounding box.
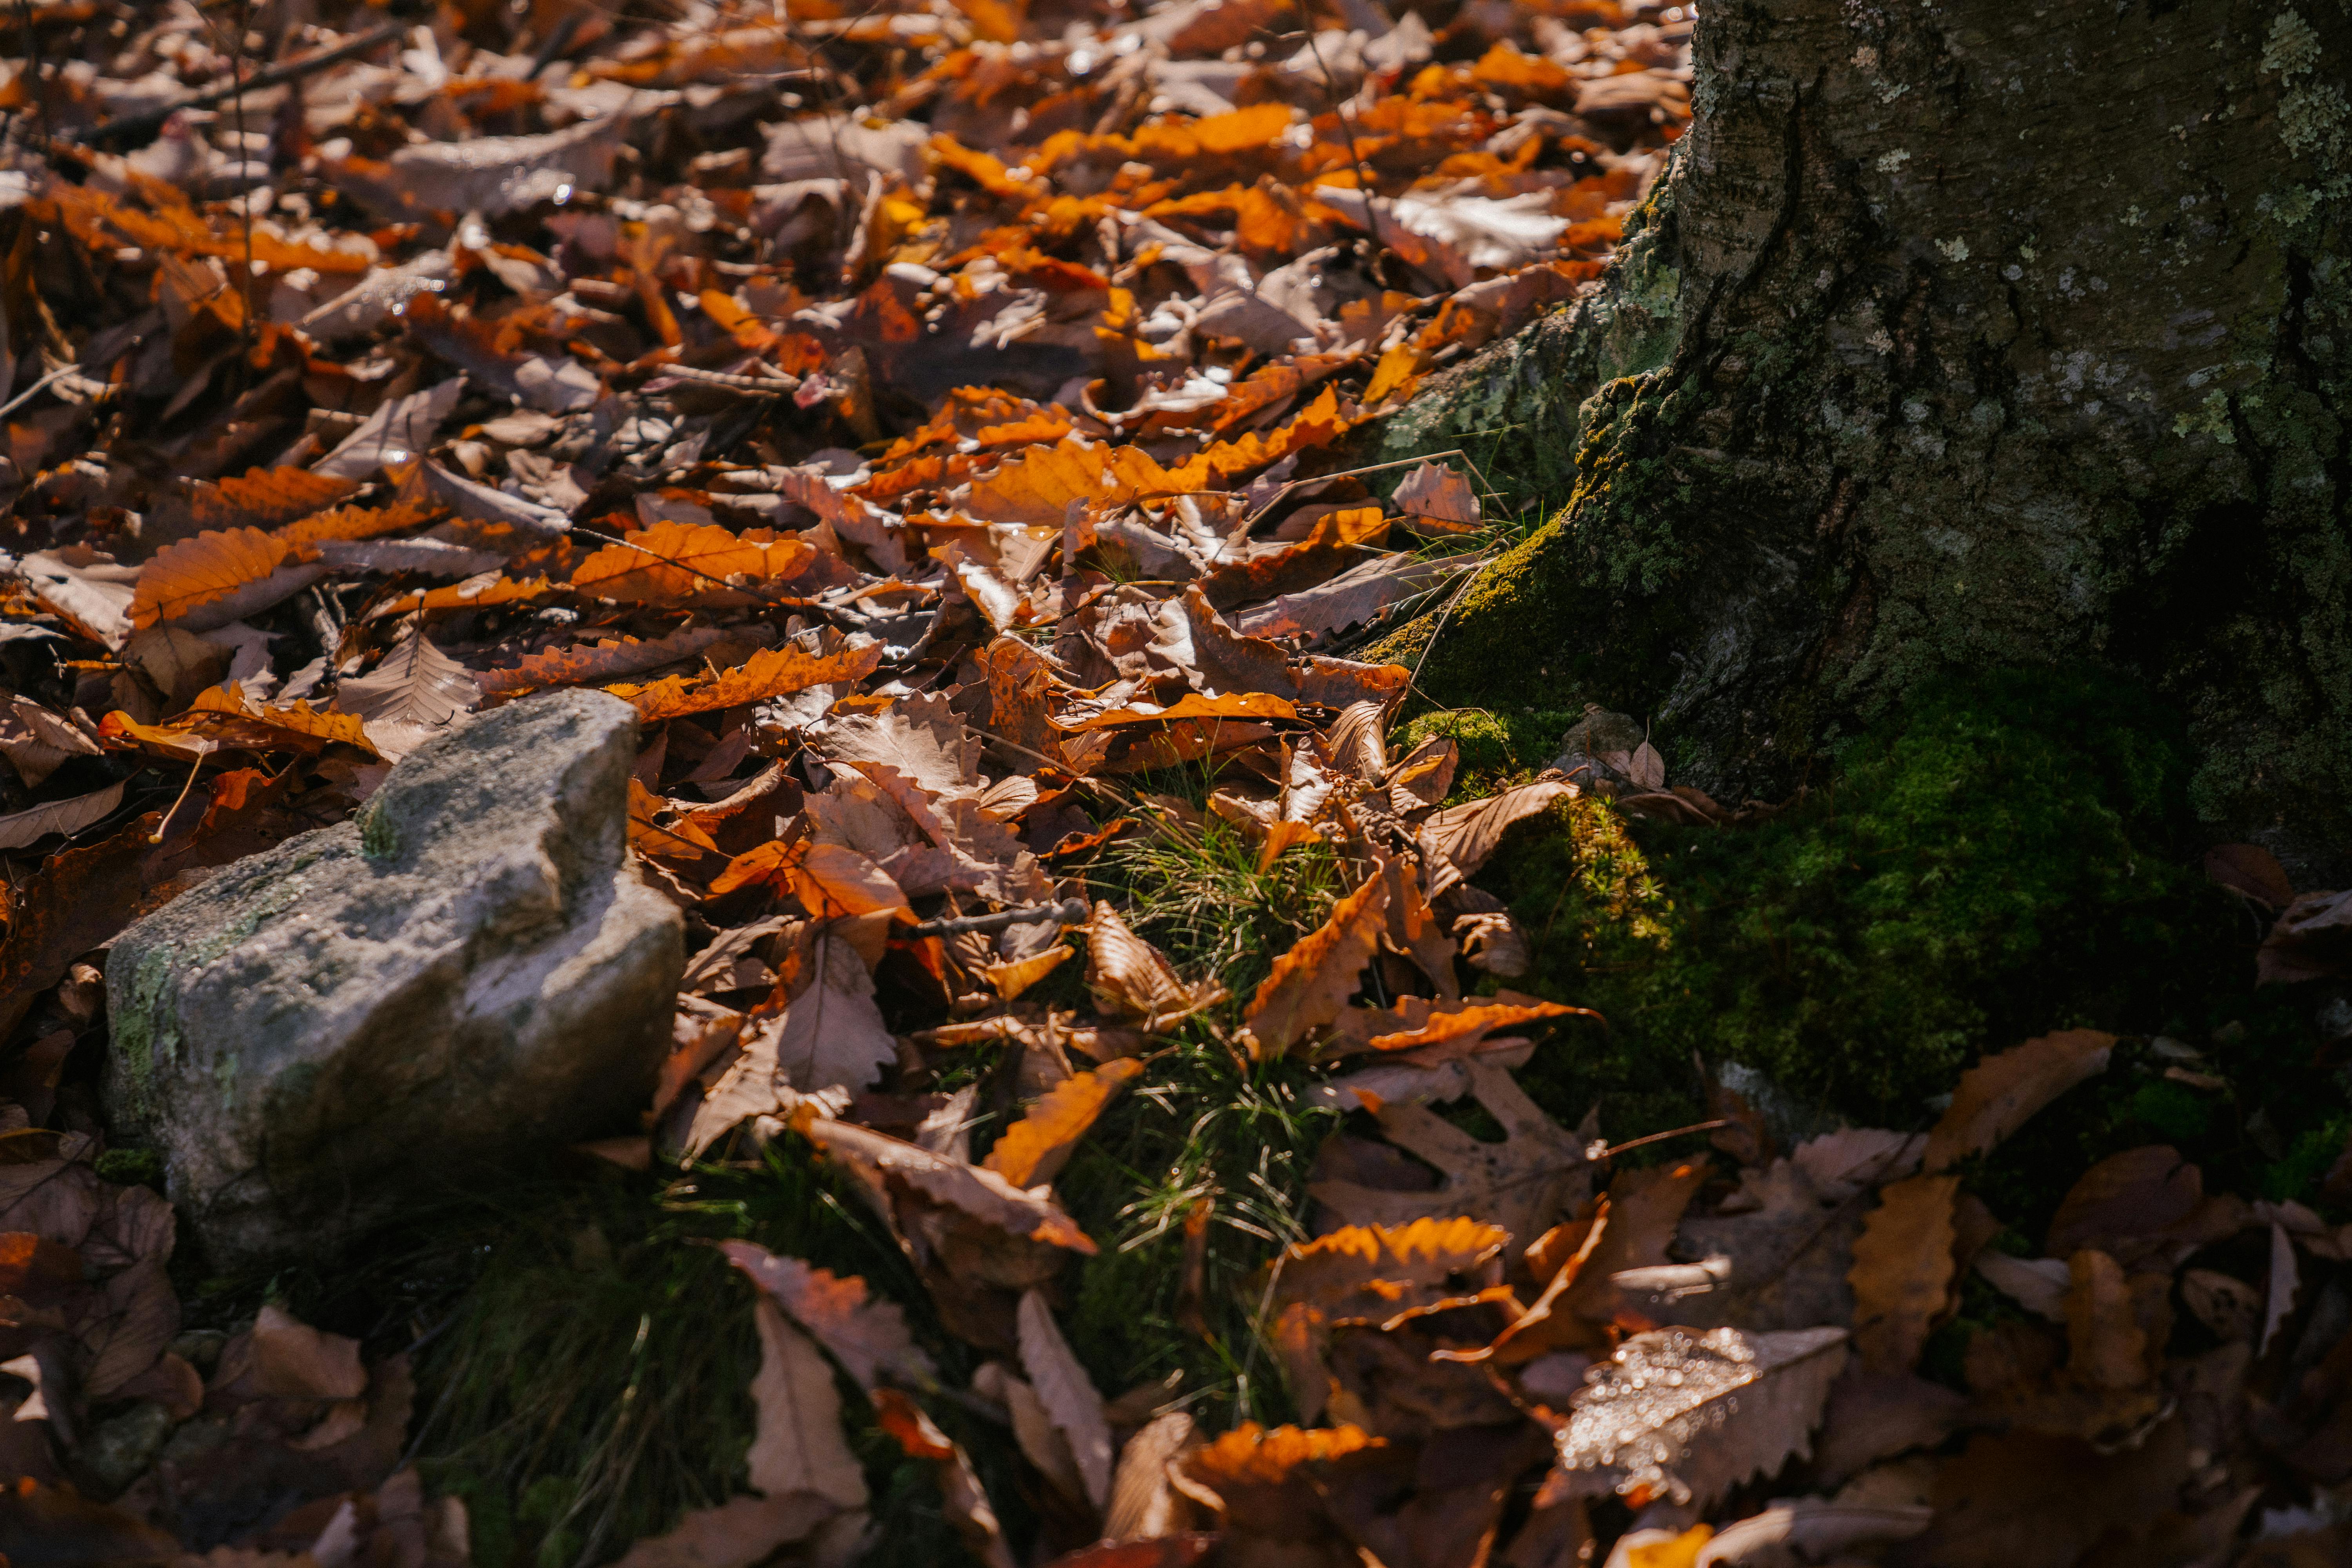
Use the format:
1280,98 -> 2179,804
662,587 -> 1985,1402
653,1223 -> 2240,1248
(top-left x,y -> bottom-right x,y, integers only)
78,20 -> 405,145
906,897 -> 1089,938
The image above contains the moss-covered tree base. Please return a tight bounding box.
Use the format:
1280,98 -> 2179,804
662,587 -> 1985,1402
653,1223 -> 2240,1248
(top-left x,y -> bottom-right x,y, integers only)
1405,669 -> 2337,1222
1369,0 -> 2352,881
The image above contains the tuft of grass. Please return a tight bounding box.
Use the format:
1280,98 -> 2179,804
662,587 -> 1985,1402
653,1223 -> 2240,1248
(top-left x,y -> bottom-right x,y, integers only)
1051,785 -> 1356,1425
1087,792 -> 1352,1006
343,1147 -> 991,1568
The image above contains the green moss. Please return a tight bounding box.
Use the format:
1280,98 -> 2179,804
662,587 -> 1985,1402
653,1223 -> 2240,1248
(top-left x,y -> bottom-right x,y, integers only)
359,798 -> 401,861
1485,671 -> 2269,1139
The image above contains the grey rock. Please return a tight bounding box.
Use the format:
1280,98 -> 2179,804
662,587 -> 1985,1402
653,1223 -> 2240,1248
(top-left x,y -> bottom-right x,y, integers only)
106,690 -> 683,1267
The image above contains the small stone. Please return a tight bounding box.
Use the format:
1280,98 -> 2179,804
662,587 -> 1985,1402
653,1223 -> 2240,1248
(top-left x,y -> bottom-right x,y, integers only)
106,690 -> 684,1268
82,1400 -> 177,1497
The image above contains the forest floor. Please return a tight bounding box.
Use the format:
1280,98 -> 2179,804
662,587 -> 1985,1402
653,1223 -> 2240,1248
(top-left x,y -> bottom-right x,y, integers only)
2,2 -> 2350,1566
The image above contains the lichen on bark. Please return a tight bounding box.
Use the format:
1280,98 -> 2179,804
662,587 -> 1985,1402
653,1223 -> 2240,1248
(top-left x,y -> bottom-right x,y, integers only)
1371,0 -> 2352,874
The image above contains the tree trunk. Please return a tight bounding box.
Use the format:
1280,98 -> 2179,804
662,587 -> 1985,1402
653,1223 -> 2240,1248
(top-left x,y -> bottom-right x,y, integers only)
1373,0 -> 2352,874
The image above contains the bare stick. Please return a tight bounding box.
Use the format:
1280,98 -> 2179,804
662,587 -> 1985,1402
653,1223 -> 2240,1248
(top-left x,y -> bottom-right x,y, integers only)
79,20 -> 404,145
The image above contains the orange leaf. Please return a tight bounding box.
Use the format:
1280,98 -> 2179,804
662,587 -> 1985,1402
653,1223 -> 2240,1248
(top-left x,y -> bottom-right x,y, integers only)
612,642 -> 887,722
1167,385 -> 1352,492
711,839 -> 806,898
382,574 -> 555,615
1243,873 -> 1390,1058
1058,691 -> 1299,730
873,1387 -> 957,1460
962,442 -> 1174,526
191,468 -> 363,531
1324,992 -> 1597,1062
984,1059 -> 1145,1188
275,500 -> 440,548
983,944 -> 1071,1002
1193,102 -> 1297,156
570,521 -> 816,604
128,528 -> 293,630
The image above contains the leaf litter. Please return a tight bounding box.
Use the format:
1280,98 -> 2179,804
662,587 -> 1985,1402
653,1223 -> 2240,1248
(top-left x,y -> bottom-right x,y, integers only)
0,0 -> 2344,1563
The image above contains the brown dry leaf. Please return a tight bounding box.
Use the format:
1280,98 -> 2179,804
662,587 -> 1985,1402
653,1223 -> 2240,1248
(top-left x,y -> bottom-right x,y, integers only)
686,931 -> 897,1152
1392,461 -> 1481,528
1923,1030 -> 2116,1172
1085,901 -> 1223,1028
744,1297 -> 868,1510
1553,1325 -> 1849,1510
615,642 -> 888,722
1016,1289 -> 1114,1511
1419,781 -> 1575,879
477,627 -> 748,700
2204,842 -> 2295,907
0,780 -> 126,850
333,632 -> 483,733
607,1492 -> 842,1568
215,1304 -> 368,1401
720,1240 -> 936,1394
1273,1216 -> 1511,1327
1310,1061 -> 1593,1247
984,1059 -> 1146,1189
1847,1174 -> 1960,1375
2260,888 -> 2352,984
2063,1249 -> 2152,1392
1243,873 -> 1390,1058
797,1110 -> 1097,1256
984,945 -> 1072,1002
1172,1422 -> 1384,1539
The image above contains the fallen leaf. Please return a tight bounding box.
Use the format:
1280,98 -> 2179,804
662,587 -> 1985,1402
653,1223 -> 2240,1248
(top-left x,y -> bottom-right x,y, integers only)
744,1297 -> 868,1510
0,780 -> 126,850
615,642 -> 887,722
1923,1031 -> 2116,1172
1017,1290 -> 1114,1511
720,1240 -> 937,1394
1243,872 -> 1390,1057
1553,1325 -> 1849,1510
607,1491 -> 841,1568
1392,461 -> 1481,527
1085,902 -> 1223,1028
985,1060 -> 1147,1188
1419,781 -> 1575,880
1310,1061 -> 1592,1247
1847,1174 -> 1959,1375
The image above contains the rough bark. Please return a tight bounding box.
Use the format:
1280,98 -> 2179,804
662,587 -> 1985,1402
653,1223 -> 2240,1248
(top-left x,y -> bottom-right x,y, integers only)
1373,0 -> 2352,875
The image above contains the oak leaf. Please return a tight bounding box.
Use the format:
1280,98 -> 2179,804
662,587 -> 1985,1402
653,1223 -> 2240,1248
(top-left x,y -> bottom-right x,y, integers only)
1847,1173 -> 1960,1375
1309,1061 -> 1593,1247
